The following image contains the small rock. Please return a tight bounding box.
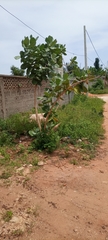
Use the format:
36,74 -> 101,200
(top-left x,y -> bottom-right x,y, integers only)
99,170 -> 104,173
28,164 -> 32,167
73,228 -> 78,233
73,215 -> 79,220
16,167 -> 24,172
61,137 -> 71,143
23,168 -> 30,176
102,225 -> 106,229
78,139 -> 82,142
10,216 -> 20,223
2,205 -> 9,210
38,161 -> 44,166
88,221 -> 92,225
23,164 -> 27,167
25,221 -> 30,226
20,136 -> 29,141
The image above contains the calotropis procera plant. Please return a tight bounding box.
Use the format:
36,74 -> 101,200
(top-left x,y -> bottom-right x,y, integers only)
15,35 -> 99,132
16,35 -> 66,130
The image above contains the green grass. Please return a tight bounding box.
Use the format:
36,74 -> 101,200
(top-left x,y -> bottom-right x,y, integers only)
2,210 -> 13,222
89,88 -> 108,94
0,94 -> 105,167
12,229 -> 24,237
57,94 -> 105,149
89,78 -> 108,94
0,112 -> 36,146
0,171 -> 12,179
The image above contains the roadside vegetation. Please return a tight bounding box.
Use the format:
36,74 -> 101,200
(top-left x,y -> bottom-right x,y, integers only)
89,78 -> 108,94
0,94 -> 105,177
0,35 -> 106,176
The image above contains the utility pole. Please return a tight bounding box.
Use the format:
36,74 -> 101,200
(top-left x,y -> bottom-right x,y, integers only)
84,25 -> 88,95
84,25 -> 87,70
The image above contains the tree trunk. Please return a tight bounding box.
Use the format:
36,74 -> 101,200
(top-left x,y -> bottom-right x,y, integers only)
34,85 -> 41,130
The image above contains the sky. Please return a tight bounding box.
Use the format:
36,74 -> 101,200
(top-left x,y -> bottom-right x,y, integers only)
0,0 -> 108,75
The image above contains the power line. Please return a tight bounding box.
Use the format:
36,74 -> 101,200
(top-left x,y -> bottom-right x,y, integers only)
87,57 -> 94,63
66,51 -> 94,64
0,5 -> 95,65
86,29 -> 105,67
0,5 -> 45,39
66,50 -> 84,57
0,5 -> 84,58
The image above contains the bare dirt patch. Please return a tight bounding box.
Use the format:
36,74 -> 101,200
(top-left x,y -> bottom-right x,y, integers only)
0,95 -> 108,240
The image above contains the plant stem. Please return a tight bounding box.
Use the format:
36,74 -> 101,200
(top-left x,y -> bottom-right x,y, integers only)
34,85 -> 41,130
44,75 -> 100,129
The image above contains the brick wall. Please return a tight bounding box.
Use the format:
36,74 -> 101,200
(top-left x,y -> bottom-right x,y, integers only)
0,75 -> 49,118
0,74 -> 74,119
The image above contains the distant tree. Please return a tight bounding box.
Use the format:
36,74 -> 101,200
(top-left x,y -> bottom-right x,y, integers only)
66,57 -> 86,78
94,58 -> 100,70
10,65 -> 25,76
66,56 -> 79,75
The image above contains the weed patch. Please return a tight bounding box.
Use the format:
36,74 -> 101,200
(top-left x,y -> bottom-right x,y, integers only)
30,128 -> 60,153
0,94 -> 105,169
12,229 -> 24,237
70,159 -> 78,165
57,94 -> 104,153
2,210 -> 13,222
0,171 -> 11,179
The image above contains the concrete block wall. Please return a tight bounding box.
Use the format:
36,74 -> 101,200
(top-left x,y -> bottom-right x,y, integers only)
0,75 -> 48,119
0,74 -> 73,119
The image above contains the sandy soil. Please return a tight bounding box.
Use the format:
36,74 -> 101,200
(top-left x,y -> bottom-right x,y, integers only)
0,95 -> 108,240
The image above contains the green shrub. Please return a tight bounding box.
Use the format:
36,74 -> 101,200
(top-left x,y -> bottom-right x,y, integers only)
71,93 -> 87,105
89,79 -> 104,93
0,112 -> 36,146
0,130 -> 14,146
30,128 -> 60,153
6,113 -> 36,137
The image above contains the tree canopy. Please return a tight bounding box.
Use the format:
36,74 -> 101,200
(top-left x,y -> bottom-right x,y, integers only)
10,65 -> 25,76
19,35 -> 66,85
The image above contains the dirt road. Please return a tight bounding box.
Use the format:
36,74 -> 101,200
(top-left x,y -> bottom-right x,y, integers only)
0,95 -> 108,240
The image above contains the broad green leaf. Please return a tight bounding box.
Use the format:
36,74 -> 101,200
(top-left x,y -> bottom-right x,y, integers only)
63,73 -> 69,80
45,35 -> 54,44
21,63 -> 27,69
30,37 -> 36,48
14,56 -> 20,60
56,78 -> 61,86
22,37 -> 29,48
29,130 -> 37,136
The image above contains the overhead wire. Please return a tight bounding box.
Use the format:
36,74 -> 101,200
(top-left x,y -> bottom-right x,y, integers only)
0,4 -> 45,39
86,29 -> 105,67
87,57 -> 94,63
0,5 -> 85,59
66,50 -> 84,57
0,4 -> 97,66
